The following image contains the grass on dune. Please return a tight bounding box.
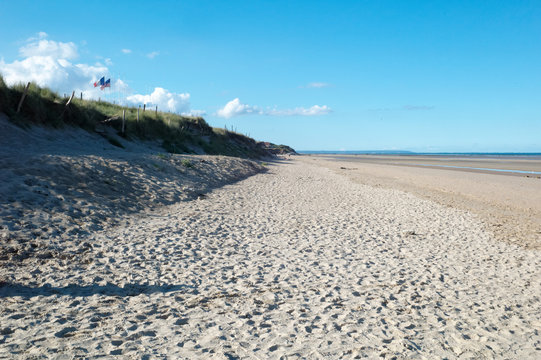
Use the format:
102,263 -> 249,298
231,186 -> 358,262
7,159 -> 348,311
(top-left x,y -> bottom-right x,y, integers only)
0,76 -> 270,158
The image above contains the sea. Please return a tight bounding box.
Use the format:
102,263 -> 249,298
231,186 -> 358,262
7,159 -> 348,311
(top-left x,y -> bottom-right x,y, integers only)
298,151 -> 541,156
298,151 -> 541,175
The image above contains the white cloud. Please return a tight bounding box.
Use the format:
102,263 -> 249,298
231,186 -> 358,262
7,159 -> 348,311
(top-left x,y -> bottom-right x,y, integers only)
0,33 -> 205,114
126,87 -> 199,114
216,98 -> 331,118
114,79 -> 130,92
121,48 -> 132,54
301,82 -> 331,88
187,109 -> 207,117
369,105 -> 435,111
401,105 -> 434,111
147,51 -> 159,59
0,55 -> 107,94
27,32 -> 48,42
268,105 -> 332,116
0,32 -> 110,98
216,98 -> 262,118
19,34 -> 78,60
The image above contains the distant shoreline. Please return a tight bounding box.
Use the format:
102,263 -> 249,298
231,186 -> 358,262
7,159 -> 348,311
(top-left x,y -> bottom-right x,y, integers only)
299,150 -> 541,157
307,153 -> 541,175
304,155 -> 541,249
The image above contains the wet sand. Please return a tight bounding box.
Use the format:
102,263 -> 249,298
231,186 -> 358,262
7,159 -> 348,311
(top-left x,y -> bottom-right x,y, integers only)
317,154 -> 541,176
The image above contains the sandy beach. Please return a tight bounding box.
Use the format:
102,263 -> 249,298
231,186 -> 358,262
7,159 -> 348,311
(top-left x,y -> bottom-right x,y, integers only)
318,154 -> 541,174
310,154 -> 541,250
3,1 -> 541,358
1,124 -> 541,358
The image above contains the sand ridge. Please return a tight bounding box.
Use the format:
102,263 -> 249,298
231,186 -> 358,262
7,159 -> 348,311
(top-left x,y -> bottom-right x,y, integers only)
1,157 -> 540,358
0,116 -> 264,266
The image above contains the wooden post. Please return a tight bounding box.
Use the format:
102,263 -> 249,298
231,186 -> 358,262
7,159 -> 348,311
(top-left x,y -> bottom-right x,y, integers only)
143,104 -> 146,113
16,82 -> 31,113
137,106 -> 140,122
65,91 -> 75,107
60,90 -> 75,117
80,92 -> 83,100
155,105 -> 158,117
122,109 -> 126,134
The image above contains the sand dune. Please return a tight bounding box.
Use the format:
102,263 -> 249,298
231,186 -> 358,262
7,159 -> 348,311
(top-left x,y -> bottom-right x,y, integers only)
1,149 -> 540,358
0,116 -> 264,265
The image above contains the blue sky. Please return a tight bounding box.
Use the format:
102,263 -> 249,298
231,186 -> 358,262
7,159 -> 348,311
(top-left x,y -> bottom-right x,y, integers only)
1,0 -> 540,152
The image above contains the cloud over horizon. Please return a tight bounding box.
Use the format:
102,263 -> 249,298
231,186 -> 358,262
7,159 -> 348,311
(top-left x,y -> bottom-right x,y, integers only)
216,98 -> 332,118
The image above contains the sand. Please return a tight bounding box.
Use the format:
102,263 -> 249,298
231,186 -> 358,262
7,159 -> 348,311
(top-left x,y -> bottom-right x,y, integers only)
1,122 -> 541,358
322,154 -> 541,174
310,155 -> 541,250
0,116 -> 264,265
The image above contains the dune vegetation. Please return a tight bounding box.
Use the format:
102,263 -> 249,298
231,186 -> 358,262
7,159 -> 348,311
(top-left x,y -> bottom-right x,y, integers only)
0,76 -> 293,158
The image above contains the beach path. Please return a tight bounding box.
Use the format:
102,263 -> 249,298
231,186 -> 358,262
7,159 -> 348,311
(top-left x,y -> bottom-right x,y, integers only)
1,158 -> 540,358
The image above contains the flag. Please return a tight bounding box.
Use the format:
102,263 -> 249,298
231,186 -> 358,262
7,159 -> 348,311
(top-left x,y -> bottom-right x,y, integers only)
100,78 -> 111,90
94,77 -> 105,88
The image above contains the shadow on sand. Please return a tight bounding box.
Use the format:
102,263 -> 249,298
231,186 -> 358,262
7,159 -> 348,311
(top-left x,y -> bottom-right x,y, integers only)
0,282 -> 191,298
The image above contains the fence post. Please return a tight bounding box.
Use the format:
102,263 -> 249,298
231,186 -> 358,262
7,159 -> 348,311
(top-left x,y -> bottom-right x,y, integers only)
137,106 -> 140,123
155,106 -> 158,117
60,91 -> 75,118
16,82 -> 31,113
65,91 -> 75,106
122,109 -> 126,134
80,92 -> 83,100
143,104 -> 146,113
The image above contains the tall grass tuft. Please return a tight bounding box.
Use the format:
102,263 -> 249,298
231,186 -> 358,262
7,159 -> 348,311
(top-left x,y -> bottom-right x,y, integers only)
0,75 -> 10,114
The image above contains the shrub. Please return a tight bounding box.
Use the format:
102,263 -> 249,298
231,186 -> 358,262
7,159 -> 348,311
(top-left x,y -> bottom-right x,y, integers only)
181,159 -> 194,168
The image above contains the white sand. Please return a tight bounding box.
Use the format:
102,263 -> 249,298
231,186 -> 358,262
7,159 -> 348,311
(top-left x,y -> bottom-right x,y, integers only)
0,115 -> 263,266
1,149 -> 540,358
311,155 -> 541,249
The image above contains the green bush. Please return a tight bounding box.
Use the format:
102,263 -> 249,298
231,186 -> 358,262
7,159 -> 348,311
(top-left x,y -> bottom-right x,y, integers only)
181,159 -> 194,168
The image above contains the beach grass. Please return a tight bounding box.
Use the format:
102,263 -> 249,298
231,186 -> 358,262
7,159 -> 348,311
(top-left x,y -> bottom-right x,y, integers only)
0,76 -> 271,158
